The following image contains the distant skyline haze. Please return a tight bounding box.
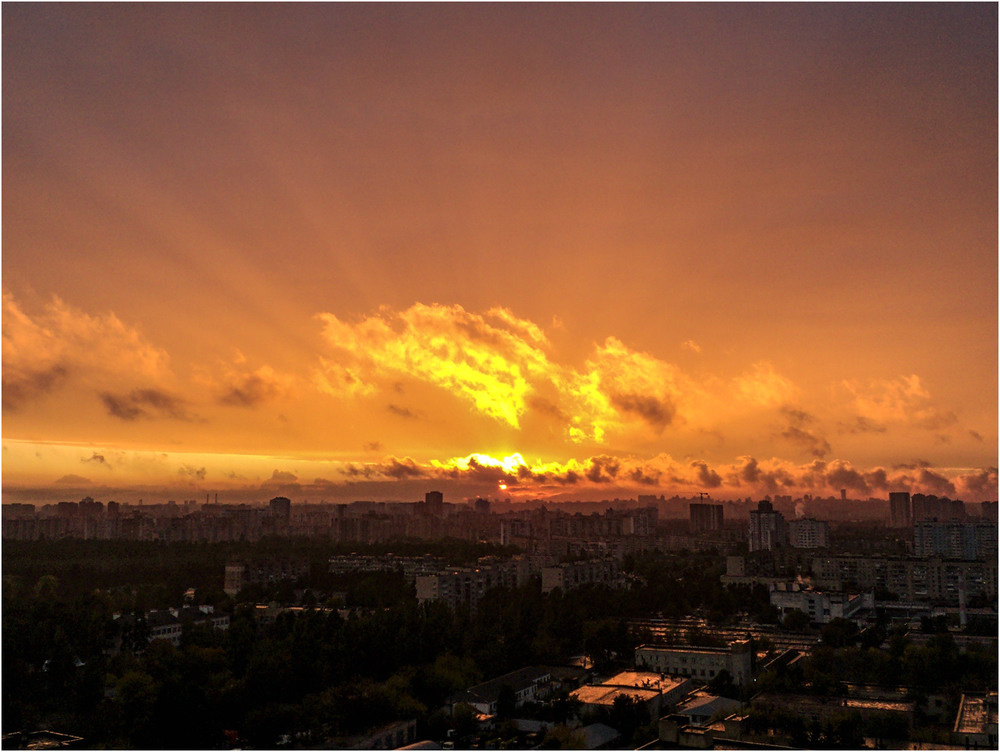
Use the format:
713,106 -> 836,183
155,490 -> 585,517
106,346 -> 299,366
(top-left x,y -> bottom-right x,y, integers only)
3,3 -> 996,504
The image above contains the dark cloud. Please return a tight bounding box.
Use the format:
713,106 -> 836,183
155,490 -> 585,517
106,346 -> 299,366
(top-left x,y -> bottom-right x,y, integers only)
780,426 -> 831,458
218,372 -> 282,407
179,465 -> 207,480
957,467 -> 998,497
363,441 -> 383,452
383,457 -> 425,480
341,463 -> 378,479
691,460 -> 722,488
738,457 -> 761,484
838,416 -> 887,434
611,392 -> 675,430
863,468 -> 889,491
527,395 -> 569,421
733,456 -> 794,494
54,473 -> 91,485
781,406 -> 816,425
917,468 -> 957,496
100,389 -> 190,421
585,456 -> 621,483
628,467 -> 662,486
893,459 -> 932,470
387,403 -> 419,419
271,470 -> 298,482
82,452 -> 108,466
824,462 -> 869,495
2,364 -> 70,411
969,430 -> 984,442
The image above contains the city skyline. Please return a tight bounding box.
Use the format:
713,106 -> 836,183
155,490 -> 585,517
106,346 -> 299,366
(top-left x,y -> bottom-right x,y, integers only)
3,4 -> 997,505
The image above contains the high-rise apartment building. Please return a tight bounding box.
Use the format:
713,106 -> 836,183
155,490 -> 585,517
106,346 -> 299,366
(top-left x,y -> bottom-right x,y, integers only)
749,500 -> 787,552
889,492 -> 911,528
689,503 -> 724,534
425,491 -> 444,516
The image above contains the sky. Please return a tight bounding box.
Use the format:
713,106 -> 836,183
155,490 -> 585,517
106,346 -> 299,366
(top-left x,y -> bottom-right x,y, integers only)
3,3 -> 997,505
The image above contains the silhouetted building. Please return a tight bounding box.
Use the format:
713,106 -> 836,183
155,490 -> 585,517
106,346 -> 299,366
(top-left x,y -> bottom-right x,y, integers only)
749,500 -> 786,552
425,491 -> 443,516
269,496 -> 291,519
889,492 -> 912,528
690,503 -> 723,534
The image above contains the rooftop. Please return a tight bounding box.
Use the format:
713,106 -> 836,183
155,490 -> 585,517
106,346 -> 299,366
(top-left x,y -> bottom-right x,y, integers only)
954,693 -> 999,735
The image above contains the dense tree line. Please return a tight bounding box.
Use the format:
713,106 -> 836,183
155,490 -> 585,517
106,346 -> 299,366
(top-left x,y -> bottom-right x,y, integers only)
3,541 -> 994,748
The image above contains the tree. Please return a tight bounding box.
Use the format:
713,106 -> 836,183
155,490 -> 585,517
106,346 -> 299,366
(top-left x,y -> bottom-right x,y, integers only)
782,608 -> 810,631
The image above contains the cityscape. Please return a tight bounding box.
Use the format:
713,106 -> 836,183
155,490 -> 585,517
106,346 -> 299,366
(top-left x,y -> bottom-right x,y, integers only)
3,3 -> 996,751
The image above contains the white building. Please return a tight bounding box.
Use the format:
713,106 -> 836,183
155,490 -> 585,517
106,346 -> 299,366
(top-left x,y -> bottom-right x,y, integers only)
769,583 -> 873,624
635,640 -> 753,688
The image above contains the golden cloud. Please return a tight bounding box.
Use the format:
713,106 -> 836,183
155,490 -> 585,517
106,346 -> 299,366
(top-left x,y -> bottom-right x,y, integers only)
2,292 -> 174,410
316,304 -> 707,444
733,361 -> 799,407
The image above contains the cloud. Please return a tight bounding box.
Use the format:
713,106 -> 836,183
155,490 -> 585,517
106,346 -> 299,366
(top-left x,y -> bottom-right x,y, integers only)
915,468 -> 957,497
316,305 -> 699,444
681,340 -> 702,353
363,441 -> 383,452
2,292 -> 174,410
217,365 -> 292,407
271,470 -> 299,482
82,452 -> 108,466
778,406 -> 831,458
956,467 -> 999,497
179,465 -> 207,480
691,460 -> 722,488
317,303 -> 551,428
54,474 -> 91,485
840,375 -> 961,433
734,362 -> 798,407
780,426 -> 832,458
387,404 -> 419,419
100,389 -> 191,421
585,456 -> 621,483
837,416 -> 887,434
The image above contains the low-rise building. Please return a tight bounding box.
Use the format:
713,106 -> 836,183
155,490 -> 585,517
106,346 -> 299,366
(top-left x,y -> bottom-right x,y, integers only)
952,692 -> 998,749
448,667 -> 553,715
571,671 -> 691,717
769,583 -> 873,624
540,559 -> 621,594
634,640 -> 753,688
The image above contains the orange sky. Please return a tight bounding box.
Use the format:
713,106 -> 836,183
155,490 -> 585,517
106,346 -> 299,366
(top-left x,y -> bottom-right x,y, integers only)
3,4 -> 997,504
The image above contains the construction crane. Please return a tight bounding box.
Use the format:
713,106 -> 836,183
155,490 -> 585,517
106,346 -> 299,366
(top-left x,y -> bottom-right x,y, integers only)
698,492 -> 711,501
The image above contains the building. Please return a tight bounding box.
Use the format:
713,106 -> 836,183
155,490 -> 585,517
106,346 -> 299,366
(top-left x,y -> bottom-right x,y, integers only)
540,559 -> 621,594
690,503 -> 724,534
952,693 -> 998,749
425,491 -> 444,516
415,558 -> 529,609
448,667 -> 553,715
748,500 -> 786,552
812,554 -> 997,605
912,494 -> 965,521
268,496 -> 291,519
788,518 -> 829,549
223,559 -> 310,596
889,492 -> 912,528
635,640 -> 753,688
769,583 -> 873,624
571,672 -> 691,718
913,520 -> 998,561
